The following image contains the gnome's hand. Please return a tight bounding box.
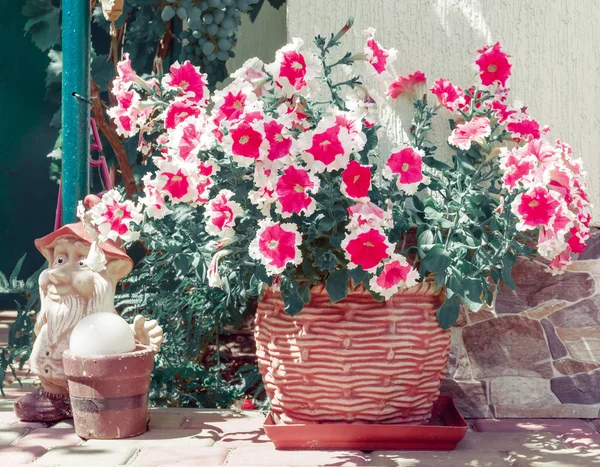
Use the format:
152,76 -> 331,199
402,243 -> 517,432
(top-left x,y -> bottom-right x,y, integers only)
132,315 -> 164,352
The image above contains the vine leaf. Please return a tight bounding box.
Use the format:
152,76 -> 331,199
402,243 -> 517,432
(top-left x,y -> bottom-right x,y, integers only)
22,0 -> 60,51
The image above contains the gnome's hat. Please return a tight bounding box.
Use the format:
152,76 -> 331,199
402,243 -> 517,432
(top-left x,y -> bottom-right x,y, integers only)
35,195 -> 134,278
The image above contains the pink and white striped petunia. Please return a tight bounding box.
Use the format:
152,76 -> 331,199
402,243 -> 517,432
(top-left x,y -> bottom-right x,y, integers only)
205,190 -> 244,239
363,28 -> 397,76
369,254 -> 419,300
162,61 -> 209,105
511,186 -> 561,231
341,160 -> 372,201
89,189 -> 143,243
475,42 -> 512,87
140,174 -> 172,220
386,71 -> 427,100
249,219 -> 303,275
448,117 -> 491,151
430,78 -> 465,112
275,165 -> 320,218
383,147 -> 429,194
341,226 -> 393,272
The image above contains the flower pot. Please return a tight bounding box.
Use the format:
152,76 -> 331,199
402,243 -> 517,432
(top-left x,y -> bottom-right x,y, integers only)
255,281 -> 450,425
63,345 -> 154,439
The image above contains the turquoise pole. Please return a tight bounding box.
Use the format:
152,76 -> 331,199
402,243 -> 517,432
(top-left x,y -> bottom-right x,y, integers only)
61,0 -> 90,224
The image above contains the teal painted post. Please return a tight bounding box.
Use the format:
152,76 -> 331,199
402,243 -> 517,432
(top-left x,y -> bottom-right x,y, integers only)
61,0 -> 90,224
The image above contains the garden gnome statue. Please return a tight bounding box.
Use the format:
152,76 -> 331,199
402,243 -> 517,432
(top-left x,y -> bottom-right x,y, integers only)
14,198 -> 163,422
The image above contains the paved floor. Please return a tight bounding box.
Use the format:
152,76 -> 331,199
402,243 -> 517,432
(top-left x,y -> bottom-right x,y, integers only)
2,316 -> 600,466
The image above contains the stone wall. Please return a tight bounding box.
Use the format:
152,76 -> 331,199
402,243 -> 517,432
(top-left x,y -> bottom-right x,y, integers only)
442,229 -> 600,418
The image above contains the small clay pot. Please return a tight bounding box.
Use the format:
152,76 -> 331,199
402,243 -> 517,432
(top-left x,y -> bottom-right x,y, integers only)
63,345 -> 154,439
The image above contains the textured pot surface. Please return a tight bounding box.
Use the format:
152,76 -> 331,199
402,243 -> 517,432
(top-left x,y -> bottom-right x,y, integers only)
63,345 -> 154,439
255,281 -> 451,425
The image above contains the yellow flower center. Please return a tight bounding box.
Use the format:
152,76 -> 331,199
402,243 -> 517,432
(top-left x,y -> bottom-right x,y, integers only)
233,100 -> 243,110
274,133 -> 284,142
320,140 -> 331,147
294,184 -> 304,193
487,64 -> 498,73
268,240 -> 279,249
292,61 -> 303,70
401,163 -> 409,172
239,135 -> 249,144
529,200 -> 539,208
179,80 -> 189,90
172,175 -> 182,182
364,242 -> 373,247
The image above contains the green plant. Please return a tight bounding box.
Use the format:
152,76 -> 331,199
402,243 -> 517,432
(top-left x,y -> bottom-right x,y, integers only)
0,257 -> 44,397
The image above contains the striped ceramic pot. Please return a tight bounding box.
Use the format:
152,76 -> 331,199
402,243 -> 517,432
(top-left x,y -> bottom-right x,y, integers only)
255,281 -> 451,425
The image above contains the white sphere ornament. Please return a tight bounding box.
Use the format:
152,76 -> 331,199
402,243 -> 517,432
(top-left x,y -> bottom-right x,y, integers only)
70,312 -> 136,356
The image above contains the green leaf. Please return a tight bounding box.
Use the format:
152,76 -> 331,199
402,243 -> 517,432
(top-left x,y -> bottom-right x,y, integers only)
424,246 -> 451,275
9,255 -> 26,287
417,229 -> 436,257
91,54 -> 114,93
437,295 -> 461,330
501,255 -> 517,290
23,0 -> 60,51
254,265 -> 273,287
326,269 -> 348,303
281,280 -> 304,316
298,283 -> 311,304
462,277 -> 484,312
348,266 -> 366,286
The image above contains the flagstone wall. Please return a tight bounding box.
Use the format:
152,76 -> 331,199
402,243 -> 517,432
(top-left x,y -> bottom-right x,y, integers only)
441,229 -> 600,418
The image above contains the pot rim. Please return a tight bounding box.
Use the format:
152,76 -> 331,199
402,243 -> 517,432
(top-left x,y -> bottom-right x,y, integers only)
63,344 -> 154,362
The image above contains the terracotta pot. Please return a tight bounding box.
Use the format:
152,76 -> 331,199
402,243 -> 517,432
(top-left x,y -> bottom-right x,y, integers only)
255,281 -> 450,425
63,345 -> 154,439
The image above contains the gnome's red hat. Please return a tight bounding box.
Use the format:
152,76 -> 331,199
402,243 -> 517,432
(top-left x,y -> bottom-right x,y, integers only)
34,195 -> 134,276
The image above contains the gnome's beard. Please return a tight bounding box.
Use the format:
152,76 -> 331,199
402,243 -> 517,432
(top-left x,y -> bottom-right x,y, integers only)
44,275 -> 115,343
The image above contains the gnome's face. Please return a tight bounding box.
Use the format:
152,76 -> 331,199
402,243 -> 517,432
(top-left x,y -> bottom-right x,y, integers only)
40,238 -> 97,302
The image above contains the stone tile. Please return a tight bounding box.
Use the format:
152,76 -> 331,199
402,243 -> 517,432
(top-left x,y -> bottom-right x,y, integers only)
14,426 -> 83,451
507,446 -> 600,466
556,327 -> 600,362
551,369 -> 600,404
148,409 -> 188,429
554,358 -> 600,375
593,419 -> 600,432
32,444 -> 139,465
463,315 -> 553,379
494,403 -> 600,419
495,258 -> 595,314
182,410 -> 265,436
0,425 -> 27,445
52,419 -> 75,429
523,300 -> 569,320
440,379 -> 491,418
447,328 -> 472,380
490,377 -> 551,407
225,445 -> 369,466
129,446 -> 230,466
84,428 -> 218,449
0,409 -> 20,427
0,400 -> 15,412
474,418 -> 595,435
467,307 -> 497,324
368,450 -> 509,466
0,445 -> 46,464
561,433 -> 600,449
579,229 -> 600,260
548,295 -> 600,327
541,319 -> 568,359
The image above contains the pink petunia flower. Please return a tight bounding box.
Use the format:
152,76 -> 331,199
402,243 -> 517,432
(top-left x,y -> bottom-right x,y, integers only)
164,99 -> 202,130
512,186 -> 561,231
162,61 -> 209,105
448,116 -> 491,150
490,100 -> 516,123
275,166 -> 319,218
341,160 -> 372,201
386,71 -> 427,100
224,120 -> 266,166
383,147 -> 429,194
430,78 -> 465,111
475,42 -> 512,87
347,201 -> 392,231
264,119 -> 293,163
107,88 -> 144,138
265,38 -> 322,97
196,160 -> 218,204
506,118 -> 542,142
140,174 -> 172,220
299,117 -> 354,173
167,115 -> 215,162
249,219 -> 303,275
498,147 -> 537,191
548,246 -> 572,275
341,227 -> 393,272
205,189 -> 243,238
368,254 -> 419,300
154,159 -> 198,204
89,189 -> 143,243
363,28 -> 397,75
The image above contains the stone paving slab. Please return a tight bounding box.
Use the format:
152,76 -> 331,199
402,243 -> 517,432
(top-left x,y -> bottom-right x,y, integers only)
1,400 -> 600,465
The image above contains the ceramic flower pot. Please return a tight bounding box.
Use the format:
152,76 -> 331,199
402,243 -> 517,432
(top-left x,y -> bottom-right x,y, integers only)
63,345 -> 154,439
255,281 -> 450,425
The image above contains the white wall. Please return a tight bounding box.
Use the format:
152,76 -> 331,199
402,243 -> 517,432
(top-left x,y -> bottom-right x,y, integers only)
287,0 -> 600,224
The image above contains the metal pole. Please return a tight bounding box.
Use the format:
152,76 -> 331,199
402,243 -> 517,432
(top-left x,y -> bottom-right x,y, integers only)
61,0 -> 90,224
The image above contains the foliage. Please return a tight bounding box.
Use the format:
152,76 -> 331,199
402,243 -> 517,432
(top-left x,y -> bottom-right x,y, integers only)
0,257 -> 44,397
115,205 -> 263,406
83,18 -> 591,333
